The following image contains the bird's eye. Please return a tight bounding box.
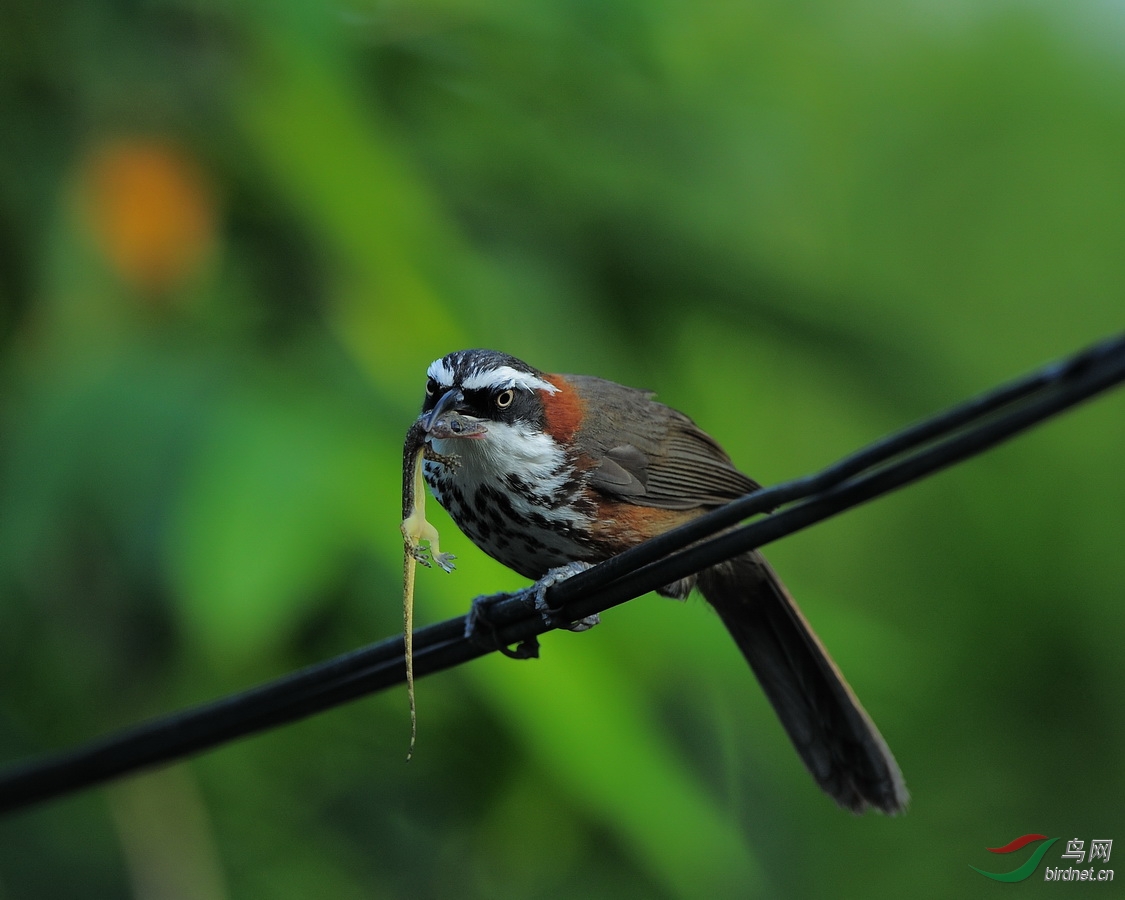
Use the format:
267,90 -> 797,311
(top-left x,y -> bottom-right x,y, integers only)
495,389 -> 514,409
425,378 -> 437,397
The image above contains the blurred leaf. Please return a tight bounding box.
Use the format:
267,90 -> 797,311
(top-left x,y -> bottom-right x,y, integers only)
169,374 -> 392,662
465,634 -> 764,899
234,18 -> 470,390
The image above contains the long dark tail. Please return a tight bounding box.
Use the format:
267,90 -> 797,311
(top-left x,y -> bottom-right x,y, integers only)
697,552 -> 908,814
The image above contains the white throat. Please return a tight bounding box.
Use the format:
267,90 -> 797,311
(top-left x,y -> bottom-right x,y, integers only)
427,421 -> 586,526
430,421 -> 563,488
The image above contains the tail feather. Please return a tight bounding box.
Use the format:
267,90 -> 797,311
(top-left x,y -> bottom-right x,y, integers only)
698,552 -> 908,814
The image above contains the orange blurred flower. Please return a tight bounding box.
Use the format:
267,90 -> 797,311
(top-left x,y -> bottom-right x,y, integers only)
79,138 -> 217,296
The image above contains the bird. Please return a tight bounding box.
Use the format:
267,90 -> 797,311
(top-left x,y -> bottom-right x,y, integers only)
416,348 -> 907,814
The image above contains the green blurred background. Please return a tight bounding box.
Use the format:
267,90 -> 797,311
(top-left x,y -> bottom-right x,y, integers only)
1,1 -> 1123,897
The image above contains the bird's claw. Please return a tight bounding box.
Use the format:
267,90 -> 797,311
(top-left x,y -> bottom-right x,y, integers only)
465,592 -> 541,659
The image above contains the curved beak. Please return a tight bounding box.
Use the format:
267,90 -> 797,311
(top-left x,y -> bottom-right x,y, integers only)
422,388 -> 464,430
422,388 -> 488,439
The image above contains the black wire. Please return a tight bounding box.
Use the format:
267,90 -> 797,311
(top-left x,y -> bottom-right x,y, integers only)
1,333 -> 1123,815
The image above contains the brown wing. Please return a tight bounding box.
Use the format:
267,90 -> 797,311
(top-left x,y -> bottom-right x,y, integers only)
565,374 -> 761,510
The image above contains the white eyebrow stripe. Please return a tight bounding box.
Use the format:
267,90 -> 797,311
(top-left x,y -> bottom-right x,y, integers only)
427,358 -> 456,387
461,365 -> 560,394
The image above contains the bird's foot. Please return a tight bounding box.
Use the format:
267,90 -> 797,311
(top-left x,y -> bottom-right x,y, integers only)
463,562 -> 599,657
532,562 -> 600,632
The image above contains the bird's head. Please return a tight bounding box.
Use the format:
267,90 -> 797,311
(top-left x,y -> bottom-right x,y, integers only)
418,349 -> 594,489
419,349 -> 564,442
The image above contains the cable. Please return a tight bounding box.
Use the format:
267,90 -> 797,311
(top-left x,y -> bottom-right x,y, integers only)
1,333 -> 1123,815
